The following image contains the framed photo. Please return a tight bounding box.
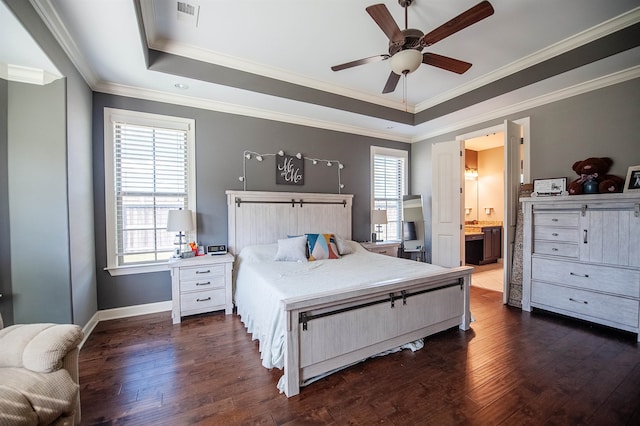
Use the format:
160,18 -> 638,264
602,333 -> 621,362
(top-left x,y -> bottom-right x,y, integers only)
532,177 -> 567,196
623,165 -> 640,193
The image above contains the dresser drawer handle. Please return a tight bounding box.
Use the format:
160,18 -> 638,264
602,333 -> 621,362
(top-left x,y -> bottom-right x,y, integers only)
196,270 -> 211,274
196,297 -> 211,302
551,233 -> 559,237
570,272 -> 589,278
551,248 -> 559,251
569,297 -> 588,305
552,218 -> 559,222
196,281 -> 211,286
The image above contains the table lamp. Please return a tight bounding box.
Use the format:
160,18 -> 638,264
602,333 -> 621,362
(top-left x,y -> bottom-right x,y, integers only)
371,209 -> 388,242
167,208 -> 194,257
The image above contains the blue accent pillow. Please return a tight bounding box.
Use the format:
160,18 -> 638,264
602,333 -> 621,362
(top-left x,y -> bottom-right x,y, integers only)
306,233 -> 341,261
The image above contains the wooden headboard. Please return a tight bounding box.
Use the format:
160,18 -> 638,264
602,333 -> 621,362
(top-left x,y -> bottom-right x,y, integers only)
226,190 -> 353,255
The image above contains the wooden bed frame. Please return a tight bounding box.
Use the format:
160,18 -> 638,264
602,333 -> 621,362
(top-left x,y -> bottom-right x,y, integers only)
226,190 -> 473,397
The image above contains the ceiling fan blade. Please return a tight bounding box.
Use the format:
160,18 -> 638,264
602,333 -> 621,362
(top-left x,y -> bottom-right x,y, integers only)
422,53 -> 472,74
331,54 -> 390,72
382,71 -> 401,94
420,1 -> 494,47
366,4 -> 404,45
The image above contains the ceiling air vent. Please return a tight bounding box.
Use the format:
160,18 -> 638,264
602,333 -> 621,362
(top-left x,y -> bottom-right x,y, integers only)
176,1 -> 200,27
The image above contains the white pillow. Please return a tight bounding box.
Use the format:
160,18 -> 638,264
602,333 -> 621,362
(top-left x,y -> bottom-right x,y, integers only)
335,235 -> 354,255
274,235 -> 308,262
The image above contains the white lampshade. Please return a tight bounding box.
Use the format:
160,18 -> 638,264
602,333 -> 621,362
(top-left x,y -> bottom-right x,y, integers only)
372,209 -> 388,225
167,209 -> 194,232
390,49 -> 423,75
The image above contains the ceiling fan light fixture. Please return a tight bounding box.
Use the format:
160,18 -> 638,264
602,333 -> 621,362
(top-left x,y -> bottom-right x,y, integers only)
389,49 -> 422,75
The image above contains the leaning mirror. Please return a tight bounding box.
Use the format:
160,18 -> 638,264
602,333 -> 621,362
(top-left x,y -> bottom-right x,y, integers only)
402,195 -> 424,255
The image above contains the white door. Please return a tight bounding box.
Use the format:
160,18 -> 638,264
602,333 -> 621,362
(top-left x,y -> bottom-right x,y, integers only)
431,140 -> 464,267
503,120 -> 522,301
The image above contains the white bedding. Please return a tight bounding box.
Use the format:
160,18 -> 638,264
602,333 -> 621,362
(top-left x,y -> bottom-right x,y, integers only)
234,240 -> 448,370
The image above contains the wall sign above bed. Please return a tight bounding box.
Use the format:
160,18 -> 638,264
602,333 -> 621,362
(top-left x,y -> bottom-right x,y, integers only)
277,154 -> 304,185
239,150 -> 345,193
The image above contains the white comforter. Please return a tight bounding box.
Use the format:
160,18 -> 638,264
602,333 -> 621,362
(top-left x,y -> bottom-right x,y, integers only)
233,241 -> 447,370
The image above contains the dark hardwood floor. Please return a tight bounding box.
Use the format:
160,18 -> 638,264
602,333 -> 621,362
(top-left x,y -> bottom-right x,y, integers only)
79,287 -> 640,425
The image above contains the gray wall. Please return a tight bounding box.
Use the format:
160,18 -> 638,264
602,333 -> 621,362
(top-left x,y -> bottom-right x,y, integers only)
93,93 -> 409,309
0,78 -> 12,324
412,77 -> 640,256
3,0 -> 96,326
8,80 -> 71,323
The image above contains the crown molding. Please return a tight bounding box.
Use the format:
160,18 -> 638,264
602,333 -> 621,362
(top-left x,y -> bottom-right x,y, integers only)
31,0 -> 100,87
0,63 -> 62,85
412,66 -> 640,142
93,81 -> 412,143
414,6 -> 640,112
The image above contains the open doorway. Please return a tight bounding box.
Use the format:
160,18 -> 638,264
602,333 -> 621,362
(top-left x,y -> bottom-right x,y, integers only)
458,118 -> 529,302
464,132 -> 505,293
431,118 -> 529,304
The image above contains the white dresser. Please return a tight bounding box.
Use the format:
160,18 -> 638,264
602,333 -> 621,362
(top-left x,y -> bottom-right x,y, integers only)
521,193 -> 640,341
168,254 -> 234,324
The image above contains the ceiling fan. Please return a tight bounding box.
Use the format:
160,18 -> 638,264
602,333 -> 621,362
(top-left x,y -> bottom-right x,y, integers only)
331,0 -> 494,94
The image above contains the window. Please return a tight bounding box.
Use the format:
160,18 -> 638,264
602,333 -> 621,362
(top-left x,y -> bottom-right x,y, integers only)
371,146 -> 407,241
104,108 -> 196,275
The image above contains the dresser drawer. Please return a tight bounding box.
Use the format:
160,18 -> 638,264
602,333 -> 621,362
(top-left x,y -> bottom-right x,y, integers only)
531,281 -> 639,328
533,212 -> 579,227
533,226 -> 579,243
179,263 -> 225,281
532,257 -> 640,298
533,241 -> 578,258
180,275 -> 226,293
180,288 -> 226,312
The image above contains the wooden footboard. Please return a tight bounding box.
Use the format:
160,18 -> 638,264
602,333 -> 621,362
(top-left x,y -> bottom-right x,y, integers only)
281,267 -> 472,397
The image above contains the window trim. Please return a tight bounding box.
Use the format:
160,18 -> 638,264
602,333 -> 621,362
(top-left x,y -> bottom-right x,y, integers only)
103,108 -> 196,276
370,146 -> 408,241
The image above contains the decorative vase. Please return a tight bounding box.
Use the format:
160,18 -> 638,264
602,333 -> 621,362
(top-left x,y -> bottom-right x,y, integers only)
583,179 -> 599,194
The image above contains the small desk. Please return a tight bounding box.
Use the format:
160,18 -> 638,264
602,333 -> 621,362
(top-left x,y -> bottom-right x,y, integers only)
360,241 -> 400,257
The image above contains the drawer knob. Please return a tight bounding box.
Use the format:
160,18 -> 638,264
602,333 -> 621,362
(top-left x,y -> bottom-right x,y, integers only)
196,297 -> 212,302
569,272 -> 589,278
552,233 -> 559,237
196,270 -> 211,274
551,248 -> 558,251
569,297 -> 588,304
552,218 -> 559,222
196,281 -> 211,286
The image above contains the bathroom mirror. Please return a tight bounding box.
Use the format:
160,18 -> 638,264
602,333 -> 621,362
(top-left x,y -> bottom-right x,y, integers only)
402,195 -> 424,252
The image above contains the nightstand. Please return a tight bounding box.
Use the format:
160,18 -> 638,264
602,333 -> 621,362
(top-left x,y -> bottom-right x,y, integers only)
360,241 -> 400,257
168,253 -> 234,324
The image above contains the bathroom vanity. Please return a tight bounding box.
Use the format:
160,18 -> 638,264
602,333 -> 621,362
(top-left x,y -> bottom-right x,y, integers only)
465,223 -> 502,265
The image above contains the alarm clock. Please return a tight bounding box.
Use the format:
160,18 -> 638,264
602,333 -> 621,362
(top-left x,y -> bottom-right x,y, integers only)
207,244 -> 227,255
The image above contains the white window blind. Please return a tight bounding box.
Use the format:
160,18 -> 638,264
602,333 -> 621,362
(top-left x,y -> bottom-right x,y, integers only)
104,108 -> 195,274
372,147 -> 407,241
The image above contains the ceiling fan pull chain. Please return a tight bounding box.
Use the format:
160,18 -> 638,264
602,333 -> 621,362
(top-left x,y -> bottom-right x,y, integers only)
403,74 -> 408,111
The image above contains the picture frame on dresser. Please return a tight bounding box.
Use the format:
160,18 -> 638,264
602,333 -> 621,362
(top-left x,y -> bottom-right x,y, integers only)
532,177 -> 566,196
623,165 -> 640,193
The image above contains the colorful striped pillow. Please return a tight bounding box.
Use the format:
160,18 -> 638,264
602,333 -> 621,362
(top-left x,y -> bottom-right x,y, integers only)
306,233 -> 341,261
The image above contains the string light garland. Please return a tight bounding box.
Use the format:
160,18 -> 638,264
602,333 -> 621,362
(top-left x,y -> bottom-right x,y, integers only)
239,150 -> 345,193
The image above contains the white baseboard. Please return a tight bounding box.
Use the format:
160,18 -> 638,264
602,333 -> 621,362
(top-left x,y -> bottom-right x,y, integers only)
79,300 -> 172,349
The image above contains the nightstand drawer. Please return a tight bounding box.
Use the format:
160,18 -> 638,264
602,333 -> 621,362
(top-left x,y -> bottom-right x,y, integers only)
374,247 -> 398,256
180,275 -> 226,293
179,263 -> 224,281
533,241 -> 578,258
180,288 -> 225,312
